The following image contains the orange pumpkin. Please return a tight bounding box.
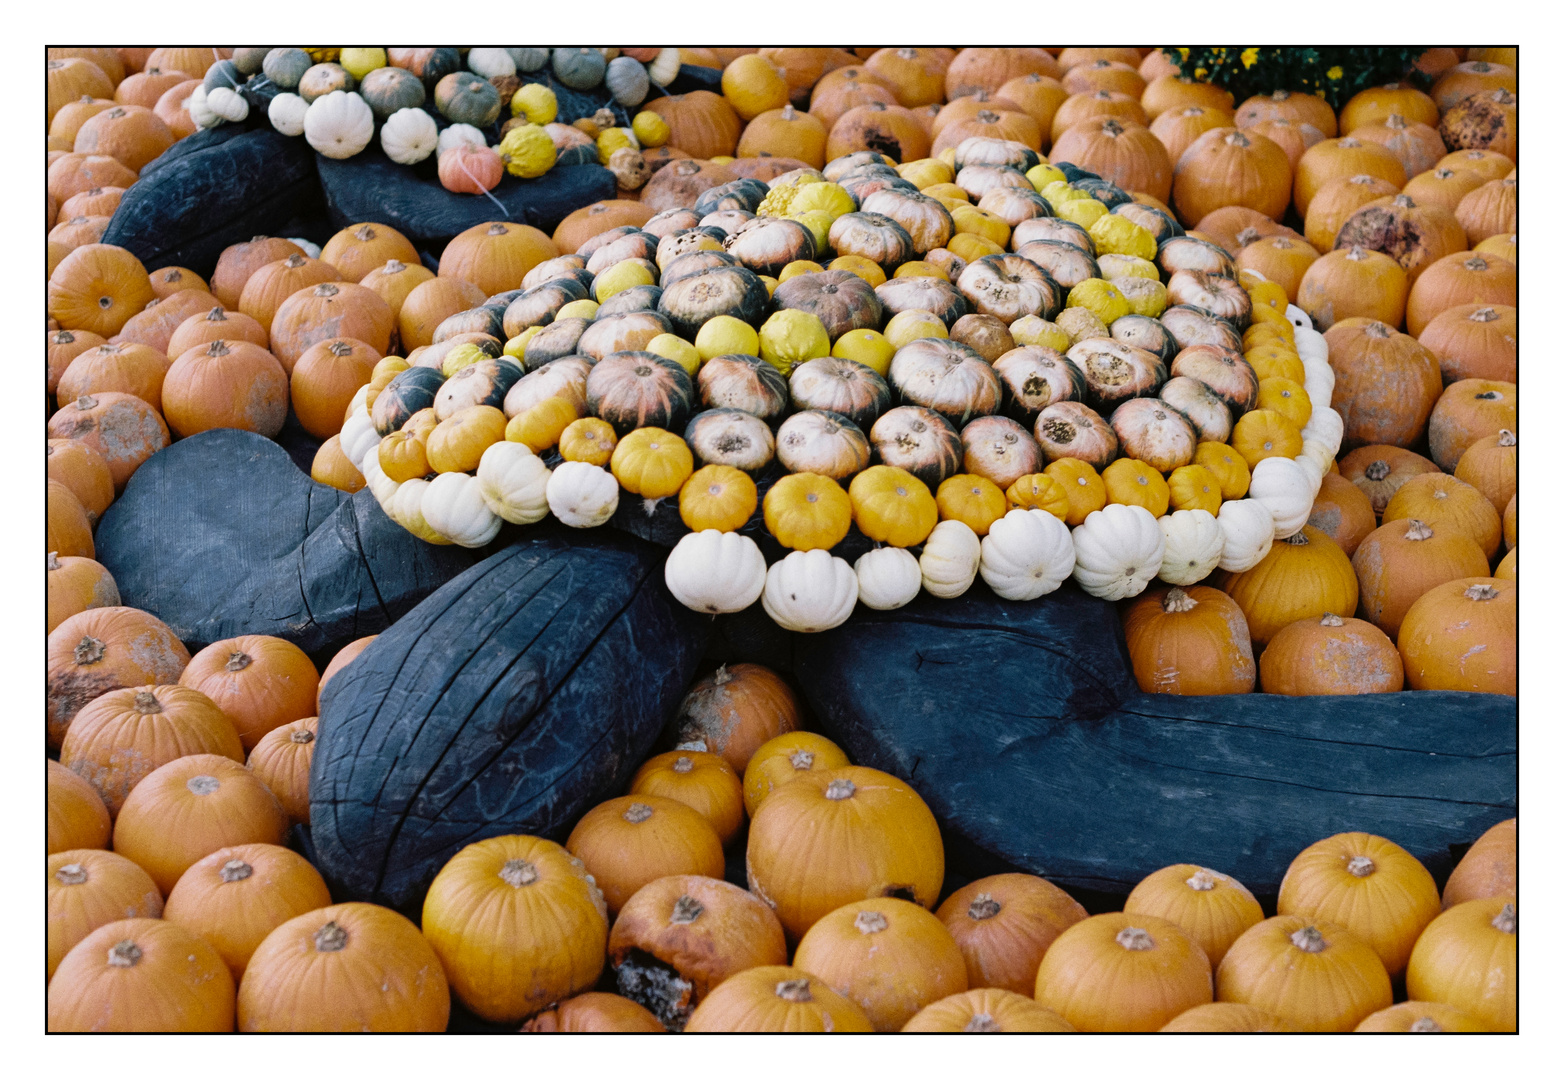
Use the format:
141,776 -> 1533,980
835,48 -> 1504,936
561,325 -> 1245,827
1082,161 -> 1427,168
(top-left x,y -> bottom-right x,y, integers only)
267,282 -> 393,374
902,988 -> 1075,1032
1236,88 -> 1339,137
1244,118 -> 1325,172
51,95 -> 119,143
641,90 -> 745,158
246,717 -> 318,826
1397,577 -> 1515,695
47,480 -> 94,560
1381,473 -> 1502,560
1049,89 -> 1148,145
61,684 -> 243,816
48,58 -> 117,127
1418,303 -> 1516,385
291,337 -> 379,439
1260,613 -> 1404,695
1302,173 -> 1403,253
56,341 -> 170,413
1149,105 -> 1231,168
1401,165 -> 1487,215
1322,319 -> 1441,450
1053,117 -> 1172,204
1358,514 -> 1491,639
163,843 -> 332,980
49,243 -> 156,337
1159,1001 -> 1294,1032
47,759 -> 112,855
1338,444 -> 1442,520
1172,127 -> 1291,227
1355,1001 -> 1490,1033
166,305 -> 270,356
629,751 -> 745,846
46,605 -> 190,750
863,47 -> 956,109
551,200 -> 657,253
520,993 -> 665,1033
47,438 -> 115,526
828,101 -> 933,162
237,902 -> 451,1032
49,328 -> 108,396
46,391 -> 170,493
1306,472 -> 1375,557
319,222 -> 420,284
1034,912 -> 1213,1032
565,795 -> 725,916
1216,915 -> 1391,1031
47,552 -> 120,635
1405,899 -> 1515,1032
111,288 -> 221,355
47,918 -> 234,1032
48,153 -> 139,206
210,236 -> 306,309
162,339 -> 290,439
178,635 -> 320,752
1221,527 -> 1359,648
1427,378 -> 1515,473
741,731 -> 851,817
1123,864 -> 1265,969
1405,253 -> 1516,339
48,849 -> 164,982
153,78 -> 204,138
398,275 -> 489,351
1442,818 -> 1515,909
1121,586 -> 1255,695
684,965 -> 874,1032
1293,137 -> 1406,220
935,873 -> 1087,996
72,104 -> 174,171
1297,247 -> 1407,331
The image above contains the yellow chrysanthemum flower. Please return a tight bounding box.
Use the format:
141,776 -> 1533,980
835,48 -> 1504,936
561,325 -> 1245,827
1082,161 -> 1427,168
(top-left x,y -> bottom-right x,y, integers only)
1327,66 -> 1344,80
1241,48 -> 1260,68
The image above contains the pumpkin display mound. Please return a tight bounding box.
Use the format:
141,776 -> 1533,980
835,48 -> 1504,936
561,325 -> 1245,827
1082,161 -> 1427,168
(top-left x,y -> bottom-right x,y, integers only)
309,532 -> 708,915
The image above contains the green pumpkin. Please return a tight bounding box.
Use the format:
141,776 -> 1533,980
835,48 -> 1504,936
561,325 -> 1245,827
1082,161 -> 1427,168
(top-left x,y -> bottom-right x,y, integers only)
509,48 -> 550,73
372,366 -> 447,436
262,48 -> 312,90
232,48 -> 271,76
585,351 -> 695,435
551,48 -> 607,90
434,71 -> 502,127
656,266 -> 771,339
358,66 -> 426,122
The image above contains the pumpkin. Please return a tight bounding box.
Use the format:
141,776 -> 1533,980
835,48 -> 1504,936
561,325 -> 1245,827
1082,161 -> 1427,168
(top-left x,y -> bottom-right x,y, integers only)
1442,818 -> 1516,910
901,989 -> 1073,1033
236,252 -> 342,332
582,352 -> 694,437
246,717 -> 317,827
657,266 -> 769,340
1352,518 -> 1490,639
47,480 -> 94,561
419,835 -> 608,1026
47,849 -> 163,982
1277,832 -> 1441,978
162,844 -> 331,982
178,635 -> 319,752
1418,304 -> 1516,385
72,104 -> 173,172
160,339 -> 289,440
267,281 -> 392,373
47,552 -> 119,635
1405,253 -> 1516,339
1405,899 -> 1516,1032
1382,473 -> 1502,560
1052,118 -> 1172,204
1297,246 -> 1408,331
520,993 -> 664,1033
318,223 -> 419,285
1151,105 -> 1232,168
1332,193 -> 1466,287
47,438 -> 114,526
1049,89 -> 1148,146
1034,912 -> 1213,1032
1304,472 -> 1375,557
1221,526 -> 1358,646
683,965 -> 873,1032
1430,60 -> 1517,111
1426,377 -> 1516,473
1438,88 -> 1518,162
1294,137 -> 1406,220
49,243 -> 155,337
1158,1002 -> 1293,1032
1338,444 -> 1441,521
207,237 -> 302,311
1122,586 -> 1256,696
111,754 -> 286,895
48,759 -> 112,855
1454,430 -> 1516,519
1397,578 -> 1515,695
566,796 -> 724,917
867,405 -> 965,491
439,221 -> 559,297
46,391 -> 170,493
47,59 -> 117,128
642,91 -> 743,159
1215,916 -> 1391,1032
1318,319 -> 1440,450
926,874 -> 1087,999
1069,503 -> 1165,600
47,918 -> 234,1032
1259,613 -> 1403,695
237,902 -> 450,1032
1119,865 -> 1262,974
46,606 -> 189,750
61,684 -> 243,817
108,287 -> 219,357
49,329 -> 108,395
1355,1001 -> 1490,1033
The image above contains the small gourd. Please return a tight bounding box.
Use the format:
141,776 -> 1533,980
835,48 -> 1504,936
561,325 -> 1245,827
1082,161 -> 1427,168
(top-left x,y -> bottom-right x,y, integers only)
545,461 -> 619,528
553,48 -> 607,90
466,49 -> 516,80
1159,509 -> 1224,586
187,85 -> 218,129
1070,503 -> 1166,601
475,441 -> 550,525
763,550 -> 860,632
380,107 -> 438,165
978,508 -> 1076,600
207,87 -> 249,124
1248,457 -> 1315,539
648,48 -> 681,87
1215,499 -> 1275,573
920,519 -> 982,599
304,91 -> 374,160
606,56 -> 650,107
853,547 -> 923,610
268,93 -> 308,137
420,472 -> 503,548
665,530 -> 767,614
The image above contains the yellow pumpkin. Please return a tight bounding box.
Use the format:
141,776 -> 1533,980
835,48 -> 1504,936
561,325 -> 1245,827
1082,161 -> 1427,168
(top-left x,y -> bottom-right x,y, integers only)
1005,473 -> 1070,520
829,255 -> 888,287
505,396 -> 581,453
949,204 -> 1011,248
848,465 -> 938,547
1256,377 -> 1313,431
426,406 -> 507,473
378,430 -> 431,482
558,417 -> 618,466
1244,345 -> 1306,385
610,428 -> 694,498
935,474 -> 1008,537
679,464 -> 758,532
1166,464 -> 1222,514
947,232 -> 1006,262
1043,458 -> 1107,526
763,472 -> 852,551
1230,409 -> 1303,469
1103,458 -> 1170,516
1194,443 -> 1251,500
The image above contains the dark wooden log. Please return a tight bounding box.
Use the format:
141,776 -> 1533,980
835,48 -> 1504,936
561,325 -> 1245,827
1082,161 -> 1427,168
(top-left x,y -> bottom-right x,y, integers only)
308,533 -> 709,915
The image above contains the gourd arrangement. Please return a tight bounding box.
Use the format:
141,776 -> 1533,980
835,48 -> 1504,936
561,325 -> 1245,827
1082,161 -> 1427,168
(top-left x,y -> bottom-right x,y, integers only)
47,645 -> 1517,1032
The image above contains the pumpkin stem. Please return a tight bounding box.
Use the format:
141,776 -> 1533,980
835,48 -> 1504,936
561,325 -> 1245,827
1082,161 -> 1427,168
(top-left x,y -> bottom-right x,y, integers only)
48,551 -> 61,571
54,330 -> 77,343
76,394 -> 98,410
1464,583 -> 1500,602
1236,227 -> 1261,247
55,863 -> 88,886
1403,519 -> 1434,541
314,283 -> 340,298
1345,246 -> 1370,262
1290,925 -> 1327,953
1464,256 -> 1488,271
1101,118 -> 1124,136
1283,531 -> 1310,545
824,778 -> 856,801
206,340 -> 232,357
967,893 -> 1001,920
1340,137 -> 1361,147
225,650 -> 253,671
781,104 -> 796,121
220,859 -> 254,883
1492,903 -> 1516,934
1225,131 -> 1251,148
1392,193 -> 1414,208
976,110 -> 1000,123
775,978 -> 813,1002
675,739 -> 707,752
1364,459 -> 1390,480
205,307 -> 228,322
314,920 -> 349,952
1470,307 -> 1499,323
1434,168 -> 1455,179
623,801 -> 654,823
353,224 -> 377,241
132,690 -> 163,714
383,259 -> 405,273
1386,114 -> 1408,131
291,727 -> 315,744
672,755 -> 694,774
788,749 -> 814,771
670,895 -> 705,924
1408,1017 -> 1444,1032
964,1013 -> 1003,1032
1185,870 -> 1217,891
186,775 -> 220,796
1320,613 -> 1345,627
1116,927 -> 1155,951
1348,174 -> 1378,186
73,635 -> 106,665
486,223 -> 509,235
328,340 -> 354,357
1162,588 -> 1197,614
1346,855 -> 1375,878
499,858 -> 539,887
107,940 -> 143,968
1271,89 -> 1289,101
853,910 -> 888,934
1498,429 -> 1516,447
284,254 -> 307,268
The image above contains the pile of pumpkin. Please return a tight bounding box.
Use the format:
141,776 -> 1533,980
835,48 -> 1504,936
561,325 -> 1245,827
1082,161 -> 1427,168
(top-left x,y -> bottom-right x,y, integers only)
46,649 -> 1516,1033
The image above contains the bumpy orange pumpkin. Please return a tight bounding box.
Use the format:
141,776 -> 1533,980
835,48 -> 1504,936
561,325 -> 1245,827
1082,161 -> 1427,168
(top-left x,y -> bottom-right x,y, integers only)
1259,613 -> 1404,695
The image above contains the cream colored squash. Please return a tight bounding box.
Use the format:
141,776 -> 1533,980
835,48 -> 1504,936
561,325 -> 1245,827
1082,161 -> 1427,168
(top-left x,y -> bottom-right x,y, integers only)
665,530 -> 767,614
762,549 -> 859,632
853,546 -> 923,610
978,508 -> 1075,601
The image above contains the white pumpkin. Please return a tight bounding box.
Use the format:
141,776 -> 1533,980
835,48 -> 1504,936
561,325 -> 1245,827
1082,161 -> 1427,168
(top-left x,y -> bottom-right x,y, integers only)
387,478 -> 453,545
268,92 -> 308,136
345,383 -> 370,418
979,509 -> 1075,601
1302,368 -> 1334,415
1293,325 -> 1329,366
545,461 -> 619,528
762,550 -> 859,632
285,237 -> 322,258
381,107 -> 439,165
1158,509 -> 1223,586
1216,498 -> 1275,572
665,530 -> 767,614
437,123 -> 488,157
207,86 -> 249,123
359,445 -> 398,507
648,47 -> 682,87
467,48 -> 517,80
1285,303 -> 1310,330
853,546 -> 922,610
421,471 -> 503,548
1299,438 -> 1335,477
509,48 -> 551,73
919,520 -> 981,599
475,441 -> 550,525
304,90 -> 375,160
1292,452 -> 1324,500
187,84 -> 220,129
339,409 -> 381,471
1300,404 -> 1343,455
1071,503 -> 1165,600
1249,456 -> 1314,538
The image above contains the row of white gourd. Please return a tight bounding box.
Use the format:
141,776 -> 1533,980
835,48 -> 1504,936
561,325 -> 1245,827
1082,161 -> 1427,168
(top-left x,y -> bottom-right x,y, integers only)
339,298 -> 1338,634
